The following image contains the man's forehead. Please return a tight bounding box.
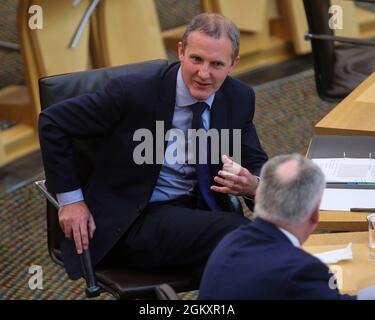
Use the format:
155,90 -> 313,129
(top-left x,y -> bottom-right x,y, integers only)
184,32 -> 233,60
185,31 -> 230,47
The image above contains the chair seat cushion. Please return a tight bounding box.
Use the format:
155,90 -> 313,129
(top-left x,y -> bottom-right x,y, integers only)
50,247 -> 198,299
95,266 -> 198,299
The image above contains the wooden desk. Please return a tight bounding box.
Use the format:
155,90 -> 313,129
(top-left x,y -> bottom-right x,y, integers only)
317,211 -> 370,232
304,232 -> 375,295
315,72 -> 375,136
313,73 -> 375,231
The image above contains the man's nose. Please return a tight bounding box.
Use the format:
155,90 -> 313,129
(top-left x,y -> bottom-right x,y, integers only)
197,64 -> 210,80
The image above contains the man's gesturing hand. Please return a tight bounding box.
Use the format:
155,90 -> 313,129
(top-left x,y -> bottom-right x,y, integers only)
58,201 -> 96,254
211,155 -> 259,196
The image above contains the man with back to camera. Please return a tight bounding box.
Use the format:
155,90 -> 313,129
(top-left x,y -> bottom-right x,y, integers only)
199,153 -> 368,299
38,13 -> 268,280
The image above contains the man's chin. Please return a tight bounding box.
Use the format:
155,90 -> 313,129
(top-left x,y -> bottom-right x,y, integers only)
190,89 -> 213,101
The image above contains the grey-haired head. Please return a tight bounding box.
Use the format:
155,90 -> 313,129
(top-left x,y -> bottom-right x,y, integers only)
254,154 -> 326,225
182,13 -> 240,63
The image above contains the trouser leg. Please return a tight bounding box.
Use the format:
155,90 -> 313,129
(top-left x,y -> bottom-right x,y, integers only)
109,204 -> 247,273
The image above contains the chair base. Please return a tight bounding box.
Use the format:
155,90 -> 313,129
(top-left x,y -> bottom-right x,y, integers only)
95,267 -> 198,300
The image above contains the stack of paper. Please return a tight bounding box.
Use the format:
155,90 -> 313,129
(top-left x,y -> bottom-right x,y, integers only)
312,158 -> 375,211
312,158 -> 375,183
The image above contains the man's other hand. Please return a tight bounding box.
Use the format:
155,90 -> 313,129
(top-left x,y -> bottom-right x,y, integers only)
58,201 -> 96,254
211,154 -> 259,196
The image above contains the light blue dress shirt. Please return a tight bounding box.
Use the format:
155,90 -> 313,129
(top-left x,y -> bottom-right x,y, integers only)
278,227 -> 301,247
57,67 -> 215,206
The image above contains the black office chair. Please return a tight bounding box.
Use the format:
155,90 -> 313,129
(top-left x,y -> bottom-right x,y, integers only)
303,0 -> 375,101
35,60 -> 243,299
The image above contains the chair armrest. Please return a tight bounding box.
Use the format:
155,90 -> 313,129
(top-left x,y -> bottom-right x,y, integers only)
304,33 -> 375,47
34,180 -> 101,298
34,180 -> 60,209
228,195 -> 243,214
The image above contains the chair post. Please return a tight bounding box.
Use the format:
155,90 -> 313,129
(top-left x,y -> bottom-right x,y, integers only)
81,249 -> 101,298
34,180 -> 101,298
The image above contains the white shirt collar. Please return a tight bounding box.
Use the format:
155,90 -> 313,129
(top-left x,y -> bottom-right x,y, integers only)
278,227 -> 301,248
176,67 -> 215,109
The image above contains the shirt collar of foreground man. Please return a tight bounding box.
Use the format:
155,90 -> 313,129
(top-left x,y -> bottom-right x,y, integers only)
278,227 -> 300,247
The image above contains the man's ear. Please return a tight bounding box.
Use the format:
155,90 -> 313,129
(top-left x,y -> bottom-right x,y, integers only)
229,55 -> 240,72
310,203 -> 320,226
254,190 -> 257,205
177,42 -> 184,61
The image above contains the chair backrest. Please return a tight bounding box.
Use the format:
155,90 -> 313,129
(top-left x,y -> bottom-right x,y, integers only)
38,60 -> 168,260
303,0 -> 336,99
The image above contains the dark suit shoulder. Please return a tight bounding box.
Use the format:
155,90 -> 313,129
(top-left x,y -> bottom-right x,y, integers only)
111,60 -> 175,83
108,61 -> 178,100
285,250 -> 354,299
221,75 -> 254,99
199,223 -> 352,299
110,62 -> 167,89
218,76 -> 255,120
277,242 -> 324,265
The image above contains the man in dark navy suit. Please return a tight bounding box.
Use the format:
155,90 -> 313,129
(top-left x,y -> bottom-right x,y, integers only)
38,13 -> 268,279
199,154 -> 357,299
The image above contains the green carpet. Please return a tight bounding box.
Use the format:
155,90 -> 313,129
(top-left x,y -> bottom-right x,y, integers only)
253,69 -> 335,158
0,69 -> 336,299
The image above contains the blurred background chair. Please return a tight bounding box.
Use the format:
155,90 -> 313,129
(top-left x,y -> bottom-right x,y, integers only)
18,0 -> 93,127
0,41 -> 30,131
303,0 -> 375,101
90,0 -> 167,68
0,0 -> 93,167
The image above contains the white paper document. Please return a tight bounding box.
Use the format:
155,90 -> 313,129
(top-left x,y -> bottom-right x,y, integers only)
320,188 -> 375,211
312,158 -> 375,183
313,243 -> 353,264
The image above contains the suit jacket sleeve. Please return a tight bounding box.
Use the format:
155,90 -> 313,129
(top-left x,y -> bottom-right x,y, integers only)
39,77 -> 128,193
240,86 -> 268,208
289,258 -> 356,300
240,86 -> 268,175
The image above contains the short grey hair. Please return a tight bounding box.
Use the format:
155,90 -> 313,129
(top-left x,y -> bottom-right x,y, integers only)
254,154 -> 326,225
182,13 -> 240,63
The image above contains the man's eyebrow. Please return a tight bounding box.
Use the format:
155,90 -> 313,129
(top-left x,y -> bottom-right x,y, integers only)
187,54 -> 226,65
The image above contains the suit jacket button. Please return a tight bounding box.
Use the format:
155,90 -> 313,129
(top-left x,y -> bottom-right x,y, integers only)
137,204 -> 144,212
116,228 -> 121,235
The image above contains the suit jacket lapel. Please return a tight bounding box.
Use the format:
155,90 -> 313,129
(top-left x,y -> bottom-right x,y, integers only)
210,89 -> 228,132
155,62 -> 180,153
209,89 -> 228,177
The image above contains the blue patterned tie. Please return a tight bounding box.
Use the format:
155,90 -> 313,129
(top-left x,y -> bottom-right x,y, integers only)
189,102 -> 221,211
